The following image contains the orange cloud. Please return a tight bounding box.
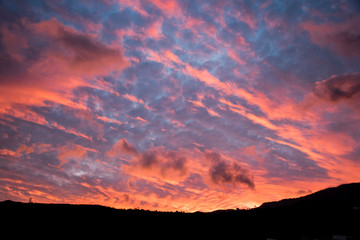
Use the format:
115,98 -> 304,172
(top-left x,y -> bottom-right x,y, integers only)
188,100 -> 220,117
155,50 -> 359,193
57,144 -> 98,167
123,147 -> 189,184
123,94 -> 144,104
108,138 -> 139,157
0,17 -> 128,140
1,18 -> 127,89
0,148 -> 20,158
97,115 -> 123,125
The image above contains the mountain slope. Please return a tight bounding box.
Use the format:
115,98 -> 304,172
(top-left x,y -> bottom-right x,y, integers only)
259,182 -> 360,209
1,182 -> 360,239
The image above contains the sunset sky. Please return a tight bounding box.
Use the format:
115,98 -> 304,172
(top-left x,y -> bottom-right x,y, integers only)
1,0 -> 360,212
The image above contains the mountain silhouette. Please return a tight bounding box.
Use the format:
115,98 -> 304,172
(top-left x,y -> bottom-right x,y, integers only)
1,182 -> 360,239
259,182 -> 360,209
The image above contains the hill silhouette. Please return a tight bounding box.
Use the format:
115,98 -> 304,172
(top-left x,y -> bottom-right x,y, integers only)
1,182 -> 360,239
259,182 -> 360,209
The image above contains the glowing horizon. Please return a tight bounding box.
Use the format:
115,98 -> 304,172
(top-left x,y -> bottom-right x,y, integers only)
1,0 -> 360,212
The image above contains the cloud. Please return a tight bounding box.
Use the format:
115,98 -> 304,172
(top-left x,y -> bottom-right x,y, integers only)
1,17 -> 128,83
150,0 -> 182,16
329,29 -> 360,58
0,15 -> 129,142
108,138 -> 139,157
140,150 -> 187,176
0,17 -> 128,117
29,17 -> 128,76
0,22 -> 28,62
2,0 -> 360,212
301,16 -> 360,60
188,99 -> 220,118
57,144 -> 90,167
205,151 -> 255,189
121,139 -> 139,156
123,147 -> 188,183
314,72 -> 360,102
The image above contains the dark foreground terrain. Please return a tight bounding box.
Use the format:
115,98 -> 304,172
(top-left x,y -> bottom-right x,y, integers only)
1,183 -> 360,239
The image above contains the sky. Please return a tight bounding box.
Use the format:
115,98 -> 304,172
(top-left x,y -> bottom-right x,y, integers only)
0,0 -> 360,212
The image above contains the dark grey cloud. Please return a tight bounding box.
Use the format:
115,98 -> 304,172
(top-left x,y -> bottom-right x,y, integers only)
59,27 -> 124,65
314,72 -> 360,102
206,151 -> 255,189
139,151 -> 159,168
121,138 -> 139,156
330,30 -> 360,58
131,148 -> 188,178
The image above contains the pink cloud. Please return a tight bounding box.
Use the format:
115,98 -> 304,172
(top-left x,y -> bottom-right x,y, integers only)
314,72 -> 360,103
301,16 -> 360,59
230,8 -> 258,30
2,0 -> 360,213
29,18 -> 128,76
159,49 -> 359,185
0,22 -> 28,62
0,17 -> 128,91
0,17 -> 128,137
150,0 -> 182,16
227,49 -> 246,65
122,146 -> 189,184
145,18 -> 164,40
188,99 -> 220,118
108,138 -> 139,157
